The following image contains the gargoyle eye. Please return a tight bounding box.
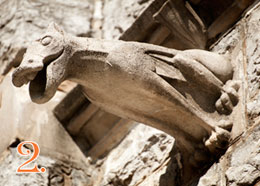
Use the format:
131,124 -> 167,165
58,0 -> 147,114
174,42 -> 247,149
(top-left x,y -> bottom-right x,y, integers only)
41,36 -> 52,46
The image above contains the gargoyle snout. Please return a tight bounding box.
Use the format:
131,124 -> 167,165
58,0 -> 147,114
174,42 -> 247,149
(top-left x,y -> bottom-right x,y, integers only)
12,58 -> 44,87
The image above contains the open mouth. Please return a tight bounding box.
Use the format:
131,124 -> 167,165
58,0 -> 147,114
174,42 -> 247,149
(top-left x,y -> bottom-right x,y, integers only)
28,49 -> 64,104
29,63 -> 48,101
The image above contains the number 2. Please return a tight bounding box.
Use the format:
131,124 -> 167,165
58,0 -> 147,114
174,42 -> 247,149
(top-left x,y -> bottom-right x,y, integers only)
16,141 -> 46,173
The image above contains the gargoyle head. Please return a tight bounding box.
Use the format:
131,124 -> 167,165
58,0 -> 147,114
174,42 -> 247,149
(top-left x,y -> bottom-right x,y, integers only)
12,23 -> 69,104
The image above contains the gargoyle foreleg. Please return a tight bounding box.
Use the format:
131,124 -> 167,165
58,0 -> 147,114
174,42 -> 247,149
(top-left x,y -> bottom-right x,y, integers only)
148,49 -> 240,154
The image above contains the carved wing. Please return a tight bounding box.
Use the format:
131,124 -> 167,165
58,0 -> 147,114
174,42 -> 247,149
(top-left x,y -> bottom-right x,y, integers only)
147,50 -> 224,94
147,52 -> 186,82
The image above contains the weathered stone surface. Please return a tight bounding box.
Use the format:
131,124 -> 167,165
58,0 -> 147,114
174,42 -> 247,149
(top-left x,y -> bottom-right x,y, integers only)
0,0 -> 93,75
225,126 -> 260,185
0,147 -> 94,186
226,164 -> 259,186
212,3 -> 260,124
197,3 -> 260,185
198,124 -> 260,186
97,124 -> 179,186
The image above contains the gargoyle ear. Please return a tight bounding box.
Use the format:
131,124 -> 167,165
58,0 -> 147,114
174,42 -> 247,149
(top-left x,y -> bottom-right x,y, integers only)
47,22 -> 64,35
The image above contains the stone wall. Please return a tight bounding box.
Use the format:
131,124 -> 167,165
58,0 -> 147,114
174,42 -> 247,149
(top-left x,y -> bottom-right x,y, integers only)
197,3 -> 260,185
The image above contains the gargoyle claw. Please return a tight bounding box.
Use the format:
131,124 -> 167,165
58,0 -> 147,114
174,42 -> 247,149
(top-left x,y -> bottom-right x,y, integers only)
215,80 -> 240,115
205,120 -> 233,153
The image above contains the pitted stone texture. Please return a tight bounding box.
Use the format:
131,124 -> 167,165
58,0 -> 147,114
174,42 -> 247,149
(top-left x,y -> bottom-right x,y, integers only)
197,125 -> 260,186
99,124 -> 178,186
102,0 -> 153,39
226,165 -> 259,186
244,4 -> 260,121
0,147 -> 93,186
212,3 -> 260,122
225,125 -> 260,186
197,3 -> 260,186
0,0 -> 93,75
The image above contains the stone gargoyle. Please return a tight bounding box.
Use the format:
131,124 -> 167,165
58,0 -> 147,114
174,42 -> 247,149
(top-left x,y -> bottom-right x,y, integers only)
12,23 -> 240,163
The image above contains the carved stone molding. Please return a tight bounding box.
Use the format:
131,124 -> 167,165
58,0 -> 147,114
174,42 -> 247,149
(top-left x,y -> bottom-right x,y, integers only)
153,0 -> 206,49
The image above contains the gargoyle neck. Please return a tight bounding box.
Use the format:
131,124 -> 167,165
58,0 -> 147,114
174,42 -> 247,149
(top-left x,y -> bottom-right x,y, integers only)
68,36 -> 110,55
66,36 -> 112,85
